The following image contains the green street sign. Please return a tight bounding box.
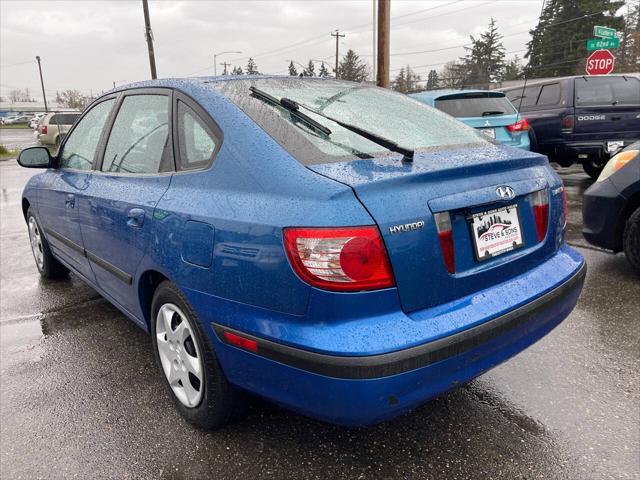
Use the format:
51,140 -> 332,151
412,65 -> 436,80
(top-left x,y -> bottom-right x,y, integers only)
587,37 -> 620,50
594,25 -> 616,39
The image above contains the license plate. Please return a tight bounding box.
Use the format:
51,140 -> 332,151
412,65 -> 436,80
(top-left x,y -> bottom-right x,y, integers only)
607,141 -> 624,153
469,204 -> 524,261
479,128 -> 495,139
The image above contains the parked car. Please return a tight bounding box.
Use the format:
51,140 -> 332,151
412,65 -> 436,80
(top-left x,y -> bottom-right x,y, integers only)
502,75 -> 640,179
3,114 -> 32,125
29,113 -> 46,130
583,142 -> 640,274
17,77 -> 585,428
410,90 -> 530,150
37,112 -> 80,146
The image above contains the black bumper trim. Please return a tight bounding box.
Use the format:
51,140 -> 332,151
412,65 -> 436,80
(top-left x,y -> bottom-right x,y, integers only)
213,262 -> 586,380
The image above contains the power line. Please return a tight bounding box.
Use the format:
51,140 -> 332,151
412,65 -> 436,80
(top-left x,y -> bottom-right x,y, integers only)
0,60 -> 35,69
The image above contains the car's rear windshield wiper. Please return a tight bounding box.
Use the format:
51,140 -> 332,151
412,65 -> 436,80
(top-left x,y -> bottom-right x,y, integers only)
250,86 -> 331,136
249,86 -> 414,162
481,110 -> 504,116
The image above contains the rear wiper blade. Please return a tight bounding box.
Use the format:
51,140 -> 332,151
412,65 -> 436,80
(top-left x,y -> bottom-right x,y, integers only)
294,101 -> 414,162
481,110 -> 504,116
249,86 -> 331,136
249,86 -> 414,162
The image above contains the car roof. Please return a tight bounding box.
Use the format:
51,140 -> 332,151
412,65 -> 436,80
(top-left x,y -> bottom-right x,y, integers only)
410,89 -> 506,101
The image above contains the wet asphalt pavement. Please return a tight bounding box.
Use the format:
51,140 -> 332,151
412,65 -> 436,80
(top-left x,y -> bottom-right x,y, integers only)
0,161 -> 638,479
0,127 -> 37,150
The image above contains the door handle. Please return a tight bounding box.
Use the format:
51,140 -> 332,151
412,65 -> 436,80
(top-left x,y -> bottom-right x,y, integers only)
127,208 -> 145,228
65,194 -> 75,209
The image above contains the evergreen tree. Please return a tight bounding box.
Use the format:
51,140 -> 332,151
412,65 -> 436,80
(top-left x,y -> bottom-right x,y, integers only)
231,66 -> 243,75
504,55 -> 524,80
460,18 -> 506,85
318,62 -> 330,77
392,65 -> 421,93
392,67 -> 406,92
426,70 -> 439,90
288,61 -> 298,76
616,2 -> 640,72
525,0 -> 624,77
245,58 -> 259,75
303,60 -> 315,77
338,49 -> 369,82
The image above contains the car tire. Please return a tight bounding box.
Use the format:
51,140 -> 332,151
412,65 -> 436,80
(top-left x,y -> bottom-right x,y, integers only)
528,127 -> 538,152
26,208 -> 69,279
150,281 -> 245,429
582,160 -> 604,179
623,207 -> 640,276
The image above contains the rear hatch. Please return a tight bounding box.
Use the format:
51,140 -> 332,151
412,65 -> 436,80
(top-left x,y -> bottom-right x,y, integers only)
572,76 -> 640,144
434,92 -> 523,145
310,145 -> 565,312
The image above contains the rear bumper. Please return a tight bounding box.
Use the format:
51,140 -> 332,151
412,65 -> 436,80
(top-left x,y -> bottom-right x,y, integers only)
555,140 -> 639,165
209,248 -> 585,425
582,178 -> 626,251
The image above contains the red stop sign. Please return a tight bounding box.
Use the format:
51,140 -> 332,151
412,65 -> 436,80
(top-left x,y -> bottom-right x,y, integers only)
586,49 -> 615,75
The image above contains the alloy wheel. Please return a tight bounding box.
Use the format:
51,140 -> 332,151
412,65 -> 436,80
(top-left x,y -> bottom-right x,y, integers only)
28,216 -> 44,270
155,303 -> 204,408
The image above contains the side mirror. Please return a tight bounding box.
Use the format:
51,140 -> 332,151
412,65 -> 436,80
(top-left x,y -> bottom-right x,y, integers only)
17,147 -> 53,169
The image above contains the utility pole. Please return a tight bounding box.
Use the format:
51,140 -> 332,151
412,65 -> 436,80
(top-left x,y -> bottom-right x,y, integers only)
35,56 -> 48,112
377,0 -> 390,87
372,0 -> 377,82
214,51 -> 242,76
220,62 -> 231,75
142,0 -> 157,79
331,30 -> 345,79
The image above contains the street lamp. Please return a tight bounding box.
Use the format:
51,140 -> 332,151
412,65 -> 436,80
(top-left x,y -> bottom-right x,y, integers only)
214,50 -> 242,76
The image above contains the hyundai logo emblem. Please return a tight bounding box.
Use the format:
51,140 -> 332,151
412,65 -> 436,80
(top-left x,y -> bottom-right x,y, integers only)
496,186 -> 515,200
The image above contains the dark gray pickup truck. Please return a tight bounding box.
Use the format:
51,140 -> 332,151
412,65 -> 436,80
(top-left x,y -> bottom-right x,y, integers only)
502,75 -> 640,178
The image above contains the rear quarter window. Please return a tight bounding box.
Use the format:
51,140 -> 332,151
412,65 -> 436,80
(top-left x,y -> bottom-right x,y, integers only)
49,113 -> 80,125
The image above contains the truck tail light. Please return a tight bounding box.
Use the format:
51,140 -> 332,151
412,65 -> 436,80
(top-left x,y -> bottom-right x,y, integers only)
41,125 -> 47,134
434,212 -> 455,274
531,189 -> 549,242
561,115 -> 574,134
283,226 -> 395,291
506,117 -> 529,133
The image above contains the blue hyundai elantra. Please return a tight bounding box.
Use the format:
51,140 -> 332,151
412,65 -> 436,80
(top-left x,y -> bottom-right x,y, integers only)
18,77 -> 585,428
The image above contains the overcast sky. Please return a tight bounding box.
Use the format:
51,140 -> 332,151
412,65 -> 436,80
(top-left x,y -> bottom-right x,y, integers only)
1,0 -> 545,101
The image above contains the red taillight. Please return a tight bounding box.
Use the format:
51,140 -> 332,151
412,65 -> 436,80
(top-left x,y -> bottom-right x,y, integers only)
506,117 -> 529,133
561,115 -> 574,133
41,125 -> 47,134
531,189 -> 549,242
223,331 -> 258,352
283,226 -> 395,291
434,212 -> 455,273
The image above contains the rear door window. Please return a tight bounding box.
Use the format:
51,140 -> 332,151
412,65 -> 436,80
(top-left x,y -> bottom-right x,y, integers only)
176,101 -> 218,170
101,94 -> 171,174
575,77 -> 640,106
434,94 -> 516,117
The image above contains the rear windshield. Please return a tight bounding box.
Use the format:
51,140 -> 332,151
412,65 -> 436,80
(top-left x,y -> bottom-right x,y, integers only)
434,93 -> 517,117
49,113 -> 80,125
575,76 -> 640,106
211,78 -> 487,165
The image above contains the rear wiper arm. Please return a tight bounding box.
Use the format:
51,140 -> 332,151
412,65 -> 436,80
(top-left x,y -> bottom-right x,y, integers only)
482,110 -> 504,116
250,86 -> 414,162
250,86 -> 331,136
